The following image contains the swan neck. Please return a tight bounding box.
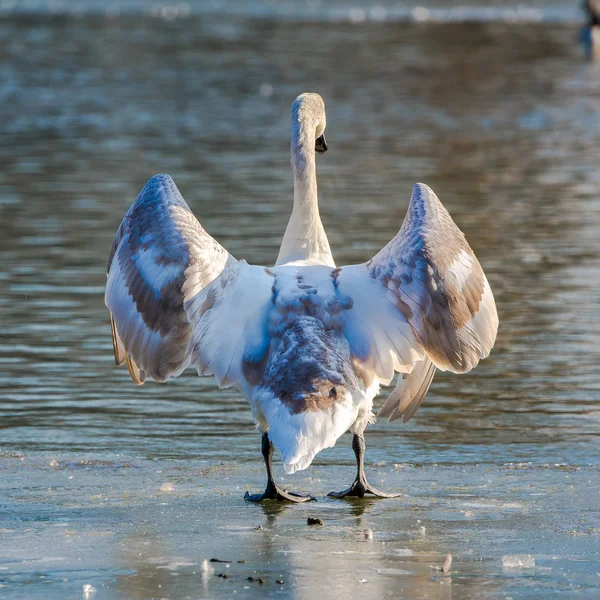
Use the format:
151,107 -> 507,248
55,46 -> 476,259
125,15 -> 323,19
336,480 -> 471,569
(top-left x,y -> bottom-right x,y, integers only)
276,122 -> 334,267
291,124 -> 318,209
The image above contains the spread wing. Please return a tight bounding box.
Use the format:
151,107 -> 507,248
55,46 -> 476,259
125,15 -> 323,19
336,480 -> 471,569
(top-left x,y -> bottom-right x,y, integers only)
338,183 -> 498,422
105,174 -> 272,387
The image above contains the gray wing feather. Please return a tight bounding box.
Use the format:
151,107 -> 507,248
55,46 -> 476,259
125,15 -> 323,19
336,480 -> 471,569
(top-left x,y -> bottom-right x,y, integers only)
342,182 -> 498,423
368,183 -> 498,374
377,358 -> 436,423
105,174 -> 230,383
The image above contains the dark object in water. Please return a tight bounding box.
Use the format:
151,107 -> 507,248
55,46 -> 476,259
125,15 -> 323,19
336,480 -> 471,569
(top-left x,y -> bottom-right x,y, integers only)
582,0 -> 600,59
210,558 -> 232,563
584,0 -> 600,24
307,516 -> 324,526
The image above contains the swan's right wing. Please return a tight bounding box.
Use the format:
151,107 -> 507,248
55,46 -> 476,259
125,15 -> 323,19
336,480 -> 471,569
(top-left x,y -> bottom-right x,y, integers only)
368,183 -> 498,374
105,174 -> 272,387
337,183 -> 498,422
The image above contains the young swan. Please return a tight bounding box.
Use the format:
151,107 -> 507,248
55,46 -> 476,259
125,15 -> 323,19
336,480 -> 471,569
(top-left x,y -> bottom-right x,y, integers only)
105,92 -> 498,502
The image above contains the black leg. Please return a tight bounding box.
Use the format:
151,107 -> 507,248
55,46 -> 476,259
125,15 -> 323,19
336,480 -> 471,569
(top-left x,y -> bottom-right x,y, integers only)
244,433 -> 316,503
328,433 -> 401,499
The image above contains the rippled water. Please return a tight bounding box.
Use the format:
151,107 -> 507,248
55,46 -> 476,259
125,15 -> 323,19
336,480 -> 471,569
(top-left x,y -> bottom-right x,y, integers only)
1,5 -> 600,599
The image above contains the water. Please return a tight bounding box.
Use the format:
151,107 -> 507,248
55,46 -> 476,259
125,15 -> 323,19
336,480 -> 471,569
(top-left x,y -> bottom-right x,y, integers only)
1,3 -> 600,599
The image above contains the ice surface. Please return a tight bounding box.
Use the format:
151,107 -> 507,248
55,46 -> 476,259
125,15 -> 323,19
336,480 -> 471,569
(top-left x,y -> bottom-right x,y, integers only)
1,453 -> 599,600
502,555 -> 535,568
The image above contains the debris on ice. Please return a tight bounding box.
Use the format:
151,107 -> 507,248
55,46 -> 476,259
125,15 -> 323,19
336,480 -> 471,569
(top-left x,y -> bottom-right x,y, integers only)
430,553 -> 452,573
502,555 -> 535,568
442,553 -> 452,573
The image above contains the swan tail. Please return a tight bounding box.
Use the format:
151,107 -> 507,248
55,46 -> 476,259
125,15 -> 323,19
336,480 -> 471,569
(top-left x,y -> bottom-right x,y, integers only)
256,388 -> 361,474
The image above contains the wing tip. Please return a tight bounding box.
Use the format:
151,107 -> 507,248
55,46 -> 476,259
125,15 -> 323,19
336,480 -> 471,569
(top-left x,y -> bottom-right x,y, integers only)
110,314 -> 146,385
413,181 -> 432,193
378,360 -> 437,424
376,404 -> 393,419
147,172 -> 174,185
126,355 -> 146,385
412,182 -> 439,205
110,314 -> 126,366
140,173 -> 187,210
141,173 -> 177,199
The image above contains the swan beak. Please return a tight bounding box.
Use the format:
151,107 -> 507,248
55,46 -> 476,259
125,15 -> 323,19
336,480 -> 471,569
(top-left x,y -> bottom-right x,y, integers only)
315,134 -> 328,154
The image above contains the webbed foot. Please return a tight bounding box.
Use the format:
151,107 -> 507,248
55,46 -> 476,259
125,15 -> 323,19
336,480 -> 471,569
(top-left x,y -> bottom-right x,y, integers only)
246,433 -> 317,503
328,433 -> 402,499
327,479 -> 401,499
245,484 -> 316,503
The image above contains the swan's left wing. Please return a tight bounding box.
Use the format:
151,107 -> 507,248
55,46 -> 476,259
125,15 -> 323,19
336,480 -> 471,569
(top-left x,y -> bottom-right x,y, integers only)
337,183 -> 498,422
106,174 -> 272,387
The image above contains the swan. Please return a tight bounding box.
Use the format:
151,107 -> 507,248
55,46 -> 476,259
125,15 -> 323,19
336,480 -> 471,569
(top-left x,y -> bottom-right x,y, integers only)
105,92 -> 499,502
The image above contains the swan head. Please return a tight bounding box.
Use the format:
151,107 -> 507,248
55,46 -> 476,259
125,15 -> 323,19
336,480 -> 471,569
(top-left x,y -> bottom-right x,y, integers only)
292,92 -> 328,154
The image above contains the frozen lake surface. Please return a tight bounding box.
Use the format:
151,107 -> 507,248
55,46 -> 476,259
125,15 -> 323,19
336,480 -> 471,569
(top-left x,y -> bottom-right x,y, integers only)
1,3 -> 600,598
2,453 -> 600,599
